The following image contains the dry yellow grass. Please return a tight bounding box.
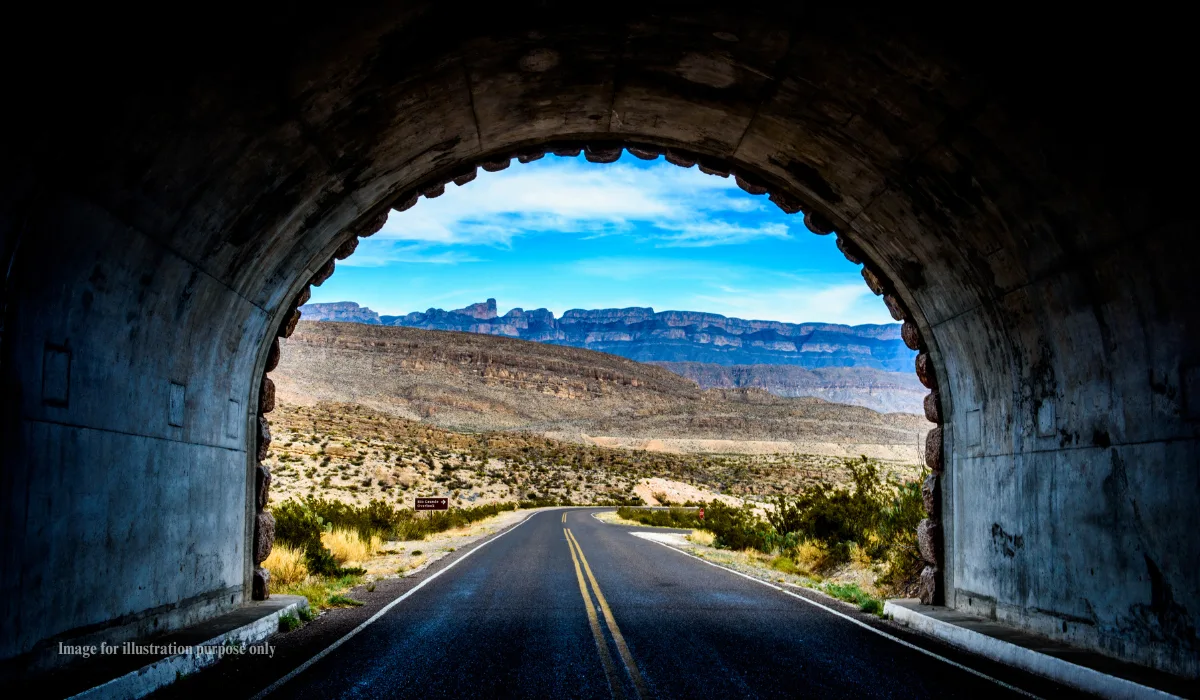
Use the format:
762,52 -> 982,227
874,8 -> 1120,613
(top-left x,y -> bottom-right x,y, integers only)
322,528 -> 379,566
687,530 -> 715,546
263,544 -> 308,586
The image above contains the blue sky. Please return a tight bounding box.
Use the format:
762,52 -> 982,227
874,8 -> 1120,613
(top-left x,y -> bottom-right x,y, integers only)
311,153 -> 892,325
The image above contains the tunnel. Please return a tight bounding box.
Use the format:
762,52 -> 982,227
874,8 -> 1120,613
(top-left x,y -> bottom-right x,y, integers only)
1,1 -> 1197,682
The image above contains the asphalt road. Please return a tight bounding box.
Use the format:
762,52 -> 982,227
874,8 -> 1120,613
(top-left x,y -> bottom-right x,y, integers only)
254,509 -> 1086,699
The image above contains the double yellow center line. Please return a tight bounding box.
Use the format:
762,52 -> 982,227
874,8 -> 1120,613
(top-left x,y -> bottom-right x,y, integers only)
564,527 -> 649,700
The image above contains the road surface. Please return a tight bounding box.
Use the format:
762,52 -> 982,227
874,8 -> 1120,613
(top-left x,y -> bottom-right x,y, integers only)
247,509 -> 1084,699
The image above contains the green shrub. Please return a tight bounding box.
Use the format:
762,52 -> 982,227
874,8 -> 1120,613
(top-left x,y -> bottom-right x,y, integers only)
278,612 -> 301,632
699,501 -> 773,552
770,556 -> 798,575
615,506 -> 702,529
875,474 -> 928,591
273,500 -> 324,553
274,497 -> 518,545
820,582 -> 884,616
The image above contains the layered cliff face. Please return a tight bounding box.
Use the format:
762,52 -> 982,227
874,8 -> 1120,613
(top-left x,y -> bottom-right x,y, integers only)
300,300 -> 916,372
652,362 -> 925,414
272,321 -> 927,461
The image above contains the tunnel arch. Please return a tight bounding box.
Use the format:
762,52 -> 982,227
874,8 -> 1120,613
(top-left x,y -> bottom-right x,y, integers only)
254,143 -> 944,592
1,2 -> 1197,680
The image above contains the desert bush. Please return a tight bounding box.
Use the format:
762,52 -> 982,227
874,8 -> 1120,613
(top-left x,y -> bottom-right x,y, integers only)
263,543 -> 309,586
273,500 -> 324,553
322,528 -> 378,566
874,474 -> 927,593
770,555 -> 799,575
699,501 -> 773,552
276,496 -> 518,545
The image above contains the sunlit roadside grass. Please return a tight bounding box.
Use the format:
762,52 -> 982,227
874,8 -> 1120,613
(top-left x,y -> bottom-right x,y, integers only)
277,573 -> 365,611
263,544 -> 308,586
322,528 -> 380,567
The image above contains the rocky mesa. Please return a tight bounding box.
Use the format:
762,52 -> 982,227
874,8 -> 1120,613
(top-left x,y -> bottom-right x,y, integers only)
272,321 -> 928,462
298,300 -> 923,412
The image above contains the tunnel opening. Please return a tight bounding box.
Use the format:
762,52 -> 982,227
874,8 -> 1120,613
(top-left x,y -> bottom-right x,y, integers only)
1,2 -> 1197,684
255,149 -> 940,609
253,146 -> 940,607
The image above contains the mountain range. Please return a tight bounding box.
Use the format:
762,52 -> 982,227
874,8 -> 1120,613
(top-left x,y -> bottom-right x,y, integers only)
272,321 -> 927,462
300,300 -> 915,369
298,300 -> 922,413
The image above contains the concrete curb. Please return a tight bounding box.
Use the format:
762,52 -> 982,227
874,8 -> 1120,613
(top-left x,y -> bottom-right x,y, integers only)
883,601 -> 1180,700
70,596 -> 308,700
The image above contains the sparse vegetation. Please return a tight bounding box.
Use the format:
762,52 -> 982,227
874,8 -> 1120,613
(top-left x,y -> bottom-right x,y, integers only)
264,402 -> 921,512
818,582 -> 884,616
615,506 -> 702,529
263,543 -> 308,586
322,528 -> 379,567
280,574 -> 365,611
278,612 -> 301,632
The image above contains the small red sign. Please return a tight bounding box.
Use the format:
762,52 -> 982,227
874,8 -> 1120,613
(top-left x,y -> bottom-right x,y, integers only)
415,497 -> 449,511
698,508 -> 705,520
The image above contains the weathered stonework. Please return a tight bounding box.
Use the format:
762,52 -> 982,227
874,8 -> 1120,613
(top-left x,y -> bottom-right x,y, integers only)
901,320 -> 922,351
918,566 -> 941,606
915,353 -> 937,390
310,258 -> 336,287
259,377 -> 275,414
256,465 -> 271,512
923,391 -> 941,424
333,237 -> 359,260
925,426 -> 943,473
917,518 -> 942,565
256,415 -> 272,462
922,474 -> 940,517
252,568 -> 270,601
265,339 -> 281,373
253,512 -> 275,565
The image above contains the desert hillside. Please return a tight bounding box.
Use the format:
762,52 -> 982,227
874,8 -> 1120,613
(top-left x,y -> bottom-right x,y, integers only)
272,321 -> 928,462
263,401 -> 922,510
299,299 -> 915,371
652,362 -> 925,414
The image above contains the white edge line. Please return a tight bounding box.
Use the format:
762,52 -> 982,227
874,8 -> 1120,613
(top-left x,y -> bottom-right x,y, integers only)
251,509 -> 546,698
633,534 -> 1042,699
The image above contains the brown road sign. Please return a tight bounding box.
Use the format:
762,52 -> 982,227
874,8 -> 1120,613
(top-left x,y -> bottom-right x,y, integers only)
415,497 -> 449,511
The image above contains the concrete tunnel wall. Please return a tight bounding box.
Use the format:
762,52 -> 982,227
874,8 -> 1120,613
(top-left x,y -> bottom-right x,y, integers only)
0,2 -> 1197,679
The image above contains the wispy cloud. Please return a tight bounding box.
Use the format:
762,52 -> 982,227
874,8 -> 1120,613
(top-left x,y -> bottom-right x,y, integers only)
375,157 -> 785,249
338,241 -> 484,267
690,283 -> 893,325
654,222 -> 790,247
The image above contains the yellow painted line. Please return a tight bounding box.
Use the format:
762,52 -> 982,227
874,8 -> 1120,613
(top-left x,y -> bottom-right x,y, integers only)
562,512 -> 567,523
566,529 -> 649,699
565,528 -> 625,699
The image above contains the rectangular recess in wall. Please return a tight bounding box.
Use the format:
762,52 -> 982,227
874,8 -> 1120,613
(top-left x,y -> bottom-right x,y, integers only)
966,408 -> 982,448
226,399 -> 241,438
41,344 -> 71,407
168,382 -> 186,427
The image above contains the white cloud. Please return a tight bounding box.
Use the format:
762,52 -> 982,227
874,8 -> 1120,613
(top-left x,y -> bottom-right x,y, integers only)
654,222 -> 790,247
337,241 -> 483,267
375,157 -> 783,248
689,283 -> 895,326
